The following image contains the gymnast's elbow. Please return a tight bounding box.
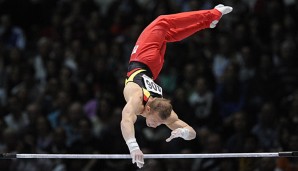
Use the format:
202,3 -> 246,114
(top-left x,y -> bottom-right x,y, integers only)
120,118 -> 131,130
121,105 -> 136,128
120,116 -> 135,131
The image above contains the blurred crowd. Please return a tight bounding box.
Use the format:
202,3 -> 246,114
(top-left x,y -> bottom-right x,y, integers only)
0,0 -> 298,170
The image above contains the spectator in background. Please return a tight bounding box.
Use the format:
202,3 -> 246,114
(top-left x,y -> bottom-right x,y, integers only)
238,134 -> 261,171
188,77 -> 215,128
63,41 -> 79,75
35,116 -> 53,152
254,158 -> 278,171
212,34 -> 234,82
47,91 -> 71,129
215,63 -> 246,122
49,127 -> 68,171
172,87 -> 195,124
225,111 -> 255,153
246,53 -> 276,115
158,66 -> 178,95
39,13 -> 62,42
60,102 -> 85,146
181,63 -> 197,92
252,102 -> 280,151
0,54 -> 7,106
31,37 -> 51,86
276,134 -> 298,171
62,1 -> 87,43
1,128 -> 19,154
4,96 -> 29,133
286,94 -> 298,132
236,46 -> 256,83
9,130 -> 53,171
68,117 -> 102,171
25,103 -> 42,130
0,14 -> 26,50
274,39 -> 298,101
191,132 -> 224,171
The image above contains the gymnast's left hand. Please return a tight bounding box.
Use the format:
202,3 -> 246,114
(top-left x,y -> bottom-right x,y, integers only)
166,128 -> 190,142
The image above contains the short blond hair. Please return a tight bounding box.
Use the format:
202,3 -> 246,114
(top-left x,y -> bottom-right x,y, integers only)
148,98 -> 172,120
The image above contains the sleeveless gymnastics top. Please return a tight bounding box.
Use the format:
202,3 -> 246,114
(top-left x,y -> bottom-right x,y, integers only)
125,62 -> 163,105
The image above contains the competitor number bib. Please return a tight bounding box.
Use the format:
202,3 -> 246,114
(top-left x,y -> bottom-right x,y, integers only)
142,75 -> 163,96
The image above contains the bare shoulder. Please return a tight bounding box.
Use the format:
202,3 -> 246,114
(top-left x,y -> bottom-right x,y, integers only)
165,110 -> 179,125
164,110 -> 188,130
123,82 -> 144,114
124,82 -> 143,101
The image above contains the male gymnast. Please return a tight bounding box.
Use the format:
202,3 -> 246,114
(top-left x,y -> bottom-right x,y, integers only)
121,4 -> 233,168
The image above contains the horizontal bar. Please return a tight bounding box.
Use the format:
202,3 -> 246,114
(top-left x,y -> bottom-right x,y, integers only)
1,152 -> 297,159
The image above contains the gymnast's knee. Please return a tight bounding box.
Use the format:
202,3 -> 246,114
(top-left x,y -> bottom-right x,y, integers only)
153,15 -> 171,29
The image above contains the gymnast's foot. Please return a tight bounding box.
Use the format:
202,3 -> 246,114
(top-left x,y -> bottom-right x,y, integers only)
214,4 -> 233,15
210,4 -> 233,28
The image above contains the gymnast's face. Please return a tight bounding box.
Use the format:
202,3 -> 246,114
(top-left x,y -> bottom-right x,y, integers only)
146,110 -> 163,128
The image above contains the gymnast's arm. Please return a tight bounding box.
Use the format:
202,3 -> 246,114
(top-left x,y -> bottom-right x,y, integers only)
121,83 -> 144,168
121,83 -> 144,142
121,99 -> 138,140
165,110 -> 196,141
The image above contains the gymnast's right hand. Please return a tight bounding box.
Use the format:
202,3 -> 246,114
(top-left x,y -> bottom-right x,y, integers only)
130,149 -> 144,168
126,138 -> 144,168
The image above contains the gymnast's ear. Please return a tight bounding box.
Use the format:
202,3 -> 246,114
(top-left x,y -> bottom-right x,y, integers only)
145,105 -> 151,113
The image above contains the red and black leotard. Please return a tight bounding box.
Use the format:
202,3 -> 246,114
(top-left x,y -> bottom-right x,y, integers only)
125,62 -> 162,106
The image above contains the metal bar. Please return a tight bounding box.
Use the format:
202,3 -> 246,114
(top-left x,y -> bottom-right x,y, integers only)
1,152 -> 297,159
